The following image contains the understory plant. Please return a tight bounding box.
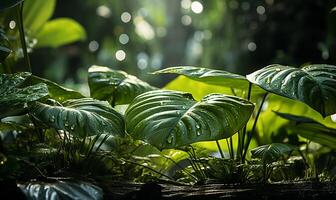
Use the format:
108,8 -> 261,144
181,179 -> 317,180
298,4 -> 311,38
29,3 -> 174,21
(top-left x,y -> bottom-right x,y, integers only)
1,0 -> 336,198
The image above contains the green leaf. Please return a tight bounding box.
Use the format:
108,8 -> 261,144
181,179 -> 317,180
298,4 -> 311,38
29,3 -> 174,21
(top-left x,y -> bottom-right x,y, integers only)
23,0 -> 56,34
125,90 -> 254,150
154,66 -> 248,89
0,0 -> 23,10
31,98 -> 125,138
88,65 -> 157,105
246,64 -> 336,117
288,123 -> 336,150
276,112 -> 336,149
0,29 -> 11,62
35,18 -> 86,48
30,75 -> 85,103
251,143 -> 296,164
0,122 -> 27,131
0,72 -> 48,118
19,181 -> 103,200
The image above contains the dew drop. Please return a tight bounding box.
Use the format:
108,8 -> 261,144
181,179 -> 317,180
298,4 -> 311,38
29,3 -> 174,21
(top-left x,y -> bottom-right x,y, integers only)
49,116 -> 55,123
176,111 -> 181,115
275,68 -> 281,72
182,106 -> 187,109
70,125 -> 75,131
196,130 -> 201,136
196,124 -> 200,129
292,74 -> 296,78
64,122 -> 69,127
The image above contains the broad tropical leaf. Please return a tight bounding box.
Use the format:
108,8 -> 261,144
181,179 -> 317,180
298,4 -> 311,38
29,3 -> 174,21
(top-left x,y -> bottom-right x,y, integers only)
23,0 -> 56,34
30,75 -> 85,103
35,18 -> 86,48
125,90 -> 254,150
0,0 -> 23,10
247,64 -> 336,117
19,181 -> 103,200
88,65 -> 157,105
251,143 -> 296,164
0,72 -> 48,118
276,112 -> 336,149
154,66 -> 247,88
30,98 -> 124,137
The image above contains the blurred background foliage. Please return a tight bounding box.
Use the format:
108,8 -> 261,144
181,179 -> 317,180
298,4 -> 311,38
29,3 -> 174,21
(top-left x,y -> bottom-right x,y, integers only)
4,0 -> 336,90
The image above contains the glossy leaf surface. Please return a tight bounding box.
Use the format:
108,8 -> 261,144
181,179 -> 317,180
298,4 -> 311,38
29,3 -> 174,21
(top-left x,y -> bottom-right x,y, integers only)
126,90 -> 254,150
31,98 -> 125,137
247,64 -> 336,117
19,181 -> 103,200
88,65 -> 157,105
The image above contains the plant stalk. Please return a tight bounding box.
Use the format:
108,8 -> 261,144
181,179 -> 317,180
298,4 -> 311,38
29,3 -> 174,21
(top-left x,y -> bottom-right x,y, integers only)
216,140 -> 225,159
16,2 -> 32,73
242,92 -> 268,160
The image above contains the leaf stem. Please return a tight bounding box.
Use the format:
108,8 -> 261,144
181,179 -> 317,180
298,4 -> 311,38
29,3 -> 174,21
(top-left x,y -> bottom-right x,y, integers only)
216,140 -> 225,159
16,2 -> 31,73
243,92 -> 268,160
241,82 -> 252,162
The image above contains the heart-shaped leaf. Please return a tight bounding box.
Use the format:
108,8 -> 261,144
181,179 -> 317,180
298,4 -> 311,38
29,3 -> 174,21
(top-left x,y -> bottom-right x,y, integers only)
30,75 -> 85,103
0,72 -> 48,118
125,90 -> 254,150
88,65 -> 157,105
247,64 -> 336,117
30,98 -> 125,138
0,0 -> 23,10
251,143 -> 296,164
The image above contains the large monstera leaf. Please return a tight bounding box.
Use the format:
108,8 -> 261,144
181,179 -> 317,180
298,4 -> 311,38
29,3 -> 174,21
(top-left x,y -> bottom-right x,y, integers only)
88,65 -> 157,105
154,66 -> 247,88
0,72 -> 48,118
247,64 -> 336,117
31,98 -> 124,137
125,90 -> 254,150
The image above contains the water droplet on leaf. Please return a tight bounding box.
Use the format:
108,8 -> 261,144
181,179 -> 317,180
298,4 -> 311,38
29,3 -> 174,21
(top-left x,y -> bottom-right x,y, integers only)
49,116 -> 55,123
275,68 -> 281,72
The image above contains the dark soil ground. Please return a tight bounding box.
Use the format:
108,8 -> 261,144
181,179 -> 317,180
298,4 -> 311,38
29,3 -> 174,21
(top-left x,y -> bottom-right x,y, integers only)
100,181 -> 336,200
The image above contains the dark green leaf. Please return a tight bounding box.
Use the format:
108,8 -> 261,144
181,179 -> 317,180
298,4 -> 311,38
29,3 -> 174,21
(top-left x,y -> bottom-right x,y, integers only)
35,18 -> 86,48
0,0 -> 23,10
19,181 -> 103,200
251,143 -> 296,164
0,29 -> 11,62
288,123 -> 336,149
247,64 -> 336,117
0,72 -> 48,118
30,75 -> 85,103
276,112 -> 336,149
88,65 -> 157,105
273,111 -> 316,124
125,90 -> 254,150
30,98 -> 125,137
